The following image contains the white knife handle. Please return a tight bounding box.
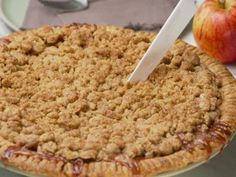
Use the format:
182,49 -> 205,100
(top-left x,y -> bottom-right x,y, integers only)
128,0 -> 197,82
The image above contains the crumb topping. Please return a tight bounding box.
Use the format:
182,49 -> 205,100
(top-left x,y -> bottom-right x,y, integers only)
0,25 -> 222,161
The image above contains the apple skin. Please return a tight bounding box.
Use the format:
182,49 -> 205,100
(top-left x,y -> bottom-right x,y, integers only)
193,0 -> 236,63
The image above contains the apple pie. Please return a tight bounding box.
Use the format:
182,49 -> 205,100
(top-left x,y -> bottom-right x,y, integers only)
0,24 -> 235,177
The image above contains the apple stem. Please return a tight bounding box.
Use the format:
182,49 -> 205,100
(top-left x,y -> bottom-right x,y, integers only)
219,0 -> 225,8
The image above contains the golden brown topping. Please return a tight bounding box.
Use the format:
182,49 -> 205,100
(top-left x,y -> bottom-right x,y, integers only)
0,25 -> 222,161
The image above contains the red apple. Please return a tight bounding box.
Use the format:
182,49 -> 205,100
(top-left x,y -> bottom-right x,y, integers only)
193,0 -> 236,63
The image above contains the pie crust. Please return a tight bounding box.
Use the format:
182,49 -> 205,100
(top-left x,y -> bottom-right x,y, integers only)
0,24 -> 236,177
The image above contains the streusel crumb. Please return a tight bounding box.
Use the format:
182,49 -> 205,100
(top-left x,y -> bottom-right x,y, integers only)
0,25 -> 222,161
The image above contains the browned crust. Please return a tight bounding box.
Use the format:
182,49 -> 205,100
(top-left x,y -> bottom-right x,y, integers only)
0,25 -> 236,177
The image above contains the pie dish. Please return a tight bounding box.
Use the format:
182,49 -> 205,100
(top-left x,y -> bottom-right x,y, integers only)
0,24 -> 236,177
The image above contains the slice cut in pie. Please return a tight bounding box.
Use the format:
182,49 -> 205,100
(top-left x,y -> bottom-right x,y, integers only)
0,24 -> 236,177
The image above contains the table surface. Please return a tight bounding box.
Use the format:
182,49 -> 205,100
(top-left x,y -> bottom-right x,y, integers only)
0,20 -> 235,177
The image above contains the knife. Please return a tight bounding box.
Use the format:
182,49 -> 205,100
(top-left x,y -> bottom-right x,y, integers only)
128,0 -> 198,82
